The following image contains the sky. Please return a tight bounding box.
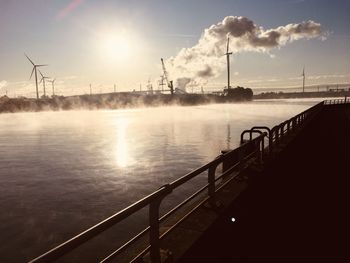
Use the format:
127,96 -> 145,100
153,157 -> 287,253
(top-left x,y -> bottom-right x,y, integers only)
0,0 -> 350,97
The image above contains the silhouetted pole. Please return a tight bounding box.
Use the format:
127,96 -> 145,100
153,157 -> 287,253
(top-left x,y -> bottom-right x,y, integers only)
90,84 -> 92,95
170,81 -> 174,95
225,37 -> 233,89
52,79 -> 55,96
35,68 -> 39,99
302,67 -> 305,93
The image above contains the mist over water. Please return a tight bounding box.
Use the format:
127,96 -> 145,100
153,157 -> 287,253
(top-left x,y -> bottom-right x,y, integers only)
0,99 -> 323,262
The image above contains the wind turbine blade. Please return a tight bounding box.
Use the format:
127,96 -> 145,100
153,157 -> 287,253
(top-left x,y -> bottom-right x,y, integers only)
38,70 -> 44,78
29,67 -> 35,80
25,53 -> 35,66
37,64 -> 48,67
39,78 -> 43,84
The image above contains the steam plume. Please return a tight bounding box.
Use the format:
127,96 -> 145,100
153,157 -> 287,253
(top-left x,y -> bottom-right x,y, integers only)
167,16 -> 324,90
0,80 -> 8,91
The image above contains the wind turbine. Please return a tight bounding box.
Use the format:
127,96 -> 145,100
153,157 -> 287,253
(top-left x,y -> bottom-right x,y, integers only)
48,78 -> 56,96
25,54 -> 47,100
39,70 -> 50,97
302,66 -> 305,93
225,36 -> 233,89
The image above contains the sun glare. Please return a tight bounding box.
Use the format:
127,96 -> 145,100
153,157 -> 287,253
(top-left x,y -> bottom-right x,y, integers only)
100,33 -> 131,61
113,117 -> 134,168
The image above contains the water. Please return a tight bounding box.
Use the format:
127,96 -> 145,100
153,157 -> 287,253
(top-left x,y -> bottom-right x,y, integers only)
0,99 -> 323,262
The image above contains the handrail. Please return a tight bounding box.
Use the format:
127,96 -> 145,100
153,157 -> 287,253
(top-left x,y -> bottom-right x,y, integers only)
29,134 -> 266,263
29,186 -> 171,263
29,98 -> 348,263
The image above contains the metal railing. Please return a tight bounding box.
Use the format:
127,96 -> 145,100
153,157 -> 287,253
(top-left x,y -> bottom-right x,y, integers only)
29,135 -> 266,263
324,97 -> 349,105
242,101 -> 325,155
29,98 -> 348,263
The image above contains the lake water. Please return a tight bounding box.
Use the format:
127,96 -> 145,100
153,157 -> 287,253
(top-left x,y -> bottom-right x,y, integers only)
0,98 -> 325,262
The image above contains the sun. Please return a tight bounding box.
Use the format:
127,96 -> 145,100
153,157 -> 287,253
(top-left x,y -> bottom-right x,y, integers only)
99,33 -> 131,61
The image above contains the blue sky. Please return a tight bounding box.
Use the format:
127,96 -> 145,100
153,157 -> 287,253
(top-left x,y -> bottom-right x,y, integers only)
0,0 -> 349,97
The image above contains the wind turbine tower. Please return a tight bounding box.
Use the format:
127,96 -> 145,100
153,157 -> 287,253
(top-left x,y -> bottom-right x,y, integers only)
39,70 -> 50,97
302,66 -> 305,93
25,54 -> 47,100
225,37 -> 233,89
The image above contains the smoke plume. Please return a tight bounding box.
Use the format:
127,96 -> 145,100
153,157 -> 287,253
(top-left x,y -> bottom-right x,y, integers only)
167,16 -> 324,91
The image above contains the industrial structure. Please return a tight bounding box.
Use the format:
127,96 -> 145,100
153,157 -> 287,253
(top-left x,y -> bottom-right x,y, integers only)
161,58 -> 174,95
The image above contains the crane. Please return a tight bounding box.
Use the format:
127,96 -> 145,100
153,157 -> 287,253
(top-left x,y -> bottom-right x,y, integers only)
161,58 -> 174,95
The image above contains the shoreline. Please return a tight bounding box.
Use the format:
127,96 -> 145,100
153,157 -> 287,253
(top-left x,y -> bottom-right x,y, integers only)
1,90 -> 348,114
0,91 -> 253,114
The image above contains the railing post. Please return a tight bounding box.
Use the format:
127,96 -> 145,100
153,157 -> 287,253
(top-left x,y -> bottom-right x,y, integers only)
149,198 -> 162,263
149,185 -> 171,263
208,165 -> 217,207
260,137 -> 264,163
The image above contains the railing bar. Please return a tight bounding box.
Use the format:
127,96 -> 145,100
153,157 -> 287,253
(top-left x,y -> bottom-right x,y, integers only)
100,226 -> 150,263
159,196 -> 210,240
129,245 -> 151,263
169,135 -> 265,190
130,195 -> 212,263
169,159 -> 220,189
215,150 -> 259,182
159,184 -> 209,222
102,181 -> 210,262
29,187 -> 167,263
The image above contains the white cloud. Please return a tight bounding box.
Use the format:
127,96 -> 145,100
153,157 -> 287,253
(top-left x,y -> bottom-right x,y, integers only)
166,16 -> 324,91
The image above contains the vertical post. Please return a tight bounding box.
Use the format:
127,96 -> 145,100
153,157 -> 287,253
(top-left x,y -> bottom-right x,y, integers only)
208,165 -> 216,206
268,132 -> 273,156
43,79 -> 46,97
35,68 -> 39,100
149,199 -> 161,263
260,138 -> 264,163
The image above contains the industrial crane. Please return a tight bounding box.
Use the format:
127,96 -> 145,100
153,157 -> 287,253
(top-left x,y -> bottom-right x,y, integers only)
161,58 -> 174,95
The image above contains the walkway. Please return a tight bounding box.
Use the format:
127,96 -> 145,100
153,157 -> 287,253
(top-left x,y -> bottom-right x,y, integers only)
179,104 -> 350,262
